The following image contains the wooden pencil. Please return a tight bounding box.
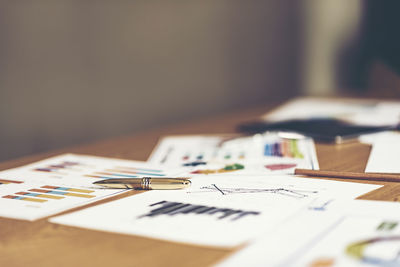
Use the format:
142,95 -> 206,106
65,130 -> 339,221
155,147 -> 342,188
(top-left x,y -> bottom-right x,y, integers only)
294,168 -> 400,183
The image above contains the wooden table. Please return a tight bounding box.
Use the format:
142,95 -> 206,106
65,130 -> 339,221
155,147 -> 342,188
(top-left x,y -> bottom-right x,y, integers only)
1,101 -> 399,267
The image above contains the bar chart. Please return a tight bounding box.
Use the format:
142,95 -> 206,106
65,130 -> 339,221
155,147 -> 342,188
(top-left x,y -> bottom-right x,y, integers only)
2,185 -> 96,203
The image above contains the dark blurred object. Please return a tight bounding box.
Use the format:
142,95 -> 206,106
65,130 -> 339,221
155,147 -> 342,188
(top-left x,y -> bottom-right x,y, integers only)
351,1 -> 400,94
367,61 -> 400,98
238,118 -> 397,144
365,1 -> 400,76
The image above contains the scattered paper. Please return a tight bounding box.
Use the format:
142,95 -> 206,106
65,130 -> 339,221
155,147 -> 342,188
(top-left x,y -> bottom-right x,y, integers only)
50,175 -> 380,248
216,200 -> 400,267
289,201 -> 400,267
358,131 -> 393,144
0,154 -> 184,221
148,134 -> 319,175
365,132 -> 400,173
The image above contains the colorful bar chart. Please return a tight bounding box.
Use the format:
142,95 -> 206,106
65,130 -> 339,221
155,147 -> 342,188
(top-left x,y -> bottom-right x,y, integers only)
264,139 -> 304,158
2,185 -> 97,204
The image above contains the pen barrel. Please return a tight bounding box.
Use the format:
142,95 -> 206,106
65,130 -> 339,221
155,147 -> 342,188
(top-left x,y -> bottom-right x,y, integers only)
144,178 -> 191,190
93,177 -> 191,190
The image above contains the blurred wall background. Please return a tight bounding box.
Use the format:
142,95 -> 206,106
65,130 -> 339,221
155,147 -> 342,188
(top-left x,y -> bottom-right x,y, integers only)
302,0 -> 400,96
0,1 -> 301,161
1,1 -> 398,161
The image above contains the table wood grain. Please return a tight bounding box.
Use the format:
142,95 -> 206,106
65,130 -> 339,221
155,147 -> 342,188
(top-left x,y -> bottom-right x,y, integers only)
1,101 -> 398,267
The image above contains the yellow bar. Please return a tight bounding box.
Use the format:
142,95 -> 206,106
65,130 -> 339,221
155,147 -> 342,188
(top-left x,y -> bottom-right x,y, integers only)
65,192 -> 95,198
66,188 -> 94,194
22,197 -> 47,203
37,194 -> 64,200
290,140 -> 304,159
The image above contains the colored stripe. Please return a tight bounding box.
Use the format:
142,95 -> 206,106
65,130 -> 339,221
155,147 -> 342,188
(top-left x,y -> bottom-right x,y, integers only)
21,197 -> 47,202
96,173 -> 140,178
16,191 -> 64,199
41,185 -> 94,194
85,175 -> 138,179
64,192 -> 95,198
34,168 -> 53,172
272,143 -> 280,156
264,144 -> 272,156
97,171 -> 165,177
49,164 -> 67,169
282,140 -> 291,157
30,188 -> 64,194
114,167 -> 163,173
29,189 -> 95,198
290,140 -> 304,158
0,179 -> 23,184
107,169 -> 163,176
2,195 -> 47,202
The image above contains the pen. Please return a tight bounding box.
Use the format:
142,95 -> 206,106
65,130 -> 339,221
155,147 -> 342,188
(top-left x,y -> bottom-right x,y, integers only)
93,177 -> 191,190
294,169 -> 400,183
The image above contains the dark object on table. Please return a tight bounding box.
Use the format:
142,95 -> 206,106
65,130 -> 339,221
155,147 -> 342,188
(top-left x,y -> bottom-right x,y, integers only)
238,118 -> 398,143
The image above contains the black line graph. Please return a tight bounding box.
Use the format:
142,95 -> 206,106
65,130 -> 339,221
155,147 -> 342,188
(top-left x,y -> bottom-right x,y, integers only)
189,184 -> 318,199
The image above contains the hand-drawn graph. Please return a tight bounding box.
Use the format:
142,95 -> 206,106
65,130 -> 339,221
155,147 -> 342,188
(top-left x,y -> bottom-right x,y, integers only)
139,200 -> 260,221
189,184 -> 318,199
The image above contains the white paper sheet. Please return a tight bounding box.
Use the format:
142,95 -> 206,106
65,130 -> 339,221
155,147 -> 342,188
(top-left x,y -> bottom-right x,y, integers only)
0,154 -> 185,221
263,97 -> 400,127
216,200 -> 400,267
148,134 -> 319,175
50,175 -> 380,248
358,131 -> 394,144
365,132 -> 400,173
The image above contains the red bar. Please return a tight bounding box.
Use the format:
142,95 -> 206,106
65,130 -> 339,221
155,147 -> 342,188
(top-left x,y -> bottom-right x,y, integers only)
15,192 -> 29,195
29,189 -> 49,193
42,185 -> 57,190
2,195 -> 16,199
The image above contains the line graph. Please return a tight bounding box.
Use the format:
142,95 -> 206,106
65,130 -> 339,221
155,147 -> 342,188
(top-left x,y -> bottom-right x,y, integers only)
189,184 -> 318,199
